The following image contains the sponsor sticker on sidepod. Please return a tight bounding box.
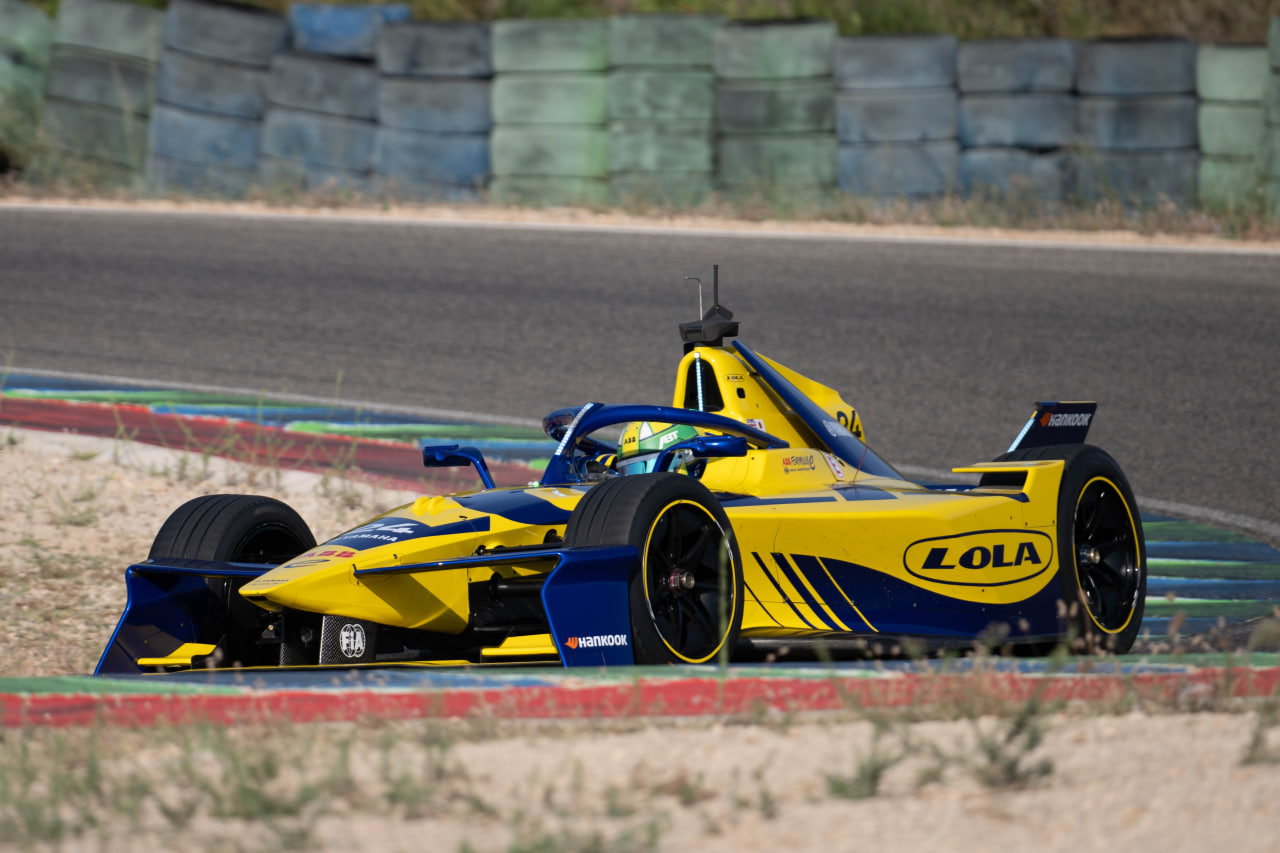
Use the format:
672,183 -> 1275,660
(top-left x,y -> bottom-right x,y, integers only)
331,518 -> 434,551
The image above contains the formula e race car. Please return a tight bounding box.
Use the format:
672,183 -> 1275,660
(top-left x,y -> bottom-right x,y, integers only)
96,270 -> 1147,673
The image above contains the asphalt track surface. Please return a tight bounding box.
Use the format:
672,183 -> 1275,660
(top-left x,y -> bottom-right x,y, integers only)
1,205 -> 1277,532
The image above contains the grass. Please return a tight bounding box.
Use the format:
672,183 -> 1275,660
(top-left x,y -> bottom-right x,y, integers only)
115,0 -> 1280,42
3,676 -> 1278,850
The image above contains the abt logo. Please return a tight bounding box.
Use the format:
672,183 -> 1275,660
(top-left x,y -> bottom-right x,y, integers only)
564,634 -> 628,650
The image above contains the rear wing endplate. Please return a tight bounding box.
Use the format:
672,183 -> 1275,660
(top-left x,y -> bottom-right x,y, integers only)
1008,401 -> 1097,452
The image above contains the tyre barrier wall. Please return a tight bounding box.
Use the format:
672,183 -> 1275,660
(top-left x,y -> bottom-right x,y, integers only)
608,14 -> 719,206
36,0 -> 163,182
715,21 -> 837,201
956,39 -> 1073,200
0,0 -> 53,164
489,19 -> 610,206
375,22 -> 491,199
148,0 -> 285,196
15,4 -> 1280,211
1074,38 -> 1199,205
1195,45 -> 1269,208
836,34 -> 957,197
1267,20 -> 1280,215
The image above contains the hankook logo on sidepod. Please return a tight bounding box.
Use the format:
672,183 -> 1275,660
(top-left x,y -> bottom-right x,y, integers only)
903,530 -> 1055,587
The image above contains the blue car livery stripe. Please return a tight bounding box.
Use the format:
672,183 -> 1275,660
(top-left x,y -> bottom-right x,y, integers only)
454,491 -> 572,526
791,554 -> 878,632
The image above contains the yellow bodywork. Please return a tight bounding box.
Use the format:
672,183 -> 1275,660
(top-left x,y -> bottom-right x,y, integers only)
235,345 -> 1065,639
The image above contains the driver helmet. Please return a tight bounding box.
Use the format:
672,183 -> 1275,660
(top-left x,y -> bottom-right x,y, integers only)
616,421 -> 699,476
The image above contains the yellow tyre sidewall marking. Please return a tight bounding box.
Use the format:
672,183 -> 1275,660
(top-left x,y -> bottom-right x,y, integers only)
1074,475 -> 1140,635
642,499 -> 739,664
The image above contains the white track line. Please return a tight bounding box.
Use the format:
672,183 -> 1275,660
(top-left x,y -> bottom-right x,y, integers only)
5,200 -> 1280,257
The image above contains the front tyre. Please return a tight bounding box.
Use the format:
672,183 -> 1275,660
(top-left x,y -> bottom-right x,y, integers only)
565,474 -> 743,665
989,445 -> 1146,653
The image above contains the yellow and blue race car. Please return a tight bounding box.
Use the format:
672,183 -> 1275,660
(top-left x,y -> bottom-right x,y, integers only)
96,272 -> 1146,673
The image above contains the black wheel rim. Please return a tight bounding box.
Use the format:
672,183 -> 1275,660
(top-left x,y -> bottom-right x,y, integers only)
1072,477 -> 1141,634
232,524 -> 310,565
642,500 -> 735,663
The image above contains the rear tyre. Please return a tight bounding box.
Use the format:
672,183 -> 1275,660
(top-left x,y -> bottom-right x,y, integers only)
565,474 -> 743,664
987,445 -> 1146,654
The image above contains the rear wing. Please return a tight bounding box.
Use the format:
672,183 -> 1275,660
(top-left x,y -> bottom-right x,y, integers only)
1007,401 -> 1097,452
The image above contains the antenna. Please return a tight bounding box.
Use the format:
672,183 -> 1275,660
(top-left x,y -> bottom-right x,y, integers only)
683,275 -> 703,318
678,265 -> 738,347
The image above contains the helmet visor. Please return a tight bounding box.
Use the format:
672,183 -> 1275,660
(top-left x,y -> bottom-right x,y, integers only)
618,451 -> 660,476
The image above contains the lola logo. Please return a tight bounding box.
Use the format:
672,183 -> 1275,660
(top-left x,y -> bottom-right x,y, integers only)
904,530 -> 1055,587
564,634 -> 628,650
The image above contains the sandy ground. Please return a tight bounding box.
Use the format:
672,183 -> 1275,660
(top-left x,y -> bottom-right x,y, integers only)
3,426 -> 1280,851
0,426 -> 419,677
6,196 -> 1280,251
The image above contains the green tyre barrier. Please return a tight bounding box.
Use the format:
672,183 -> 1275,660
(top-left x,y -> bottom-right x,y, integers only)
1077,96 -> 1197,150
957,39 -> 1074,94
378,22 -> 490,78
0,0 -> 54,69
608,15 -> 722,68
1076,39 -> 1196,96
1270,17 -> 1280,71
716,80 -> 834,134
374,127 -> 488,187
267,53 -> 378,121
611,172 -> 713,206
258,155 -> 372,192
608,70 -> 714,121
147,152 -> 254,196
0,53 -> 43,165
1196,46 -> 1268,102
489,176 -> 609,206
836,88 -> 956,144
835,35 -> 956,90
491,74 -> 606,125
837,141 -> 958,197
713,21 -> 835,81
378,79 -> 491,134
149,103 -> 259,170
39,96 -> 148,169
717,134 -> 836,185
1198,103 -> 1264,158
958,94 -> 1075,149
45,46 -> 154,116
54,0 -> 163,64
1265,75 -> 1279,127
156,50 -> 268,119
1197,156 -> 1263,207
959,148 -> 1066,198
492,20 -> 607,73
261,108 -> 377,171
1070,150 -> 1198,204
164,0 -> 286,68
491,126 -> 607,178
0,51 -> 45,105
609,121 -> 712,173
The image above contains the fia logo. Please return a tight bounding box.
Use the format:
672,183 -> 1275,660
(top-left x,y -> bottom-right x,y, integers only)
339,623 -> 367,658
